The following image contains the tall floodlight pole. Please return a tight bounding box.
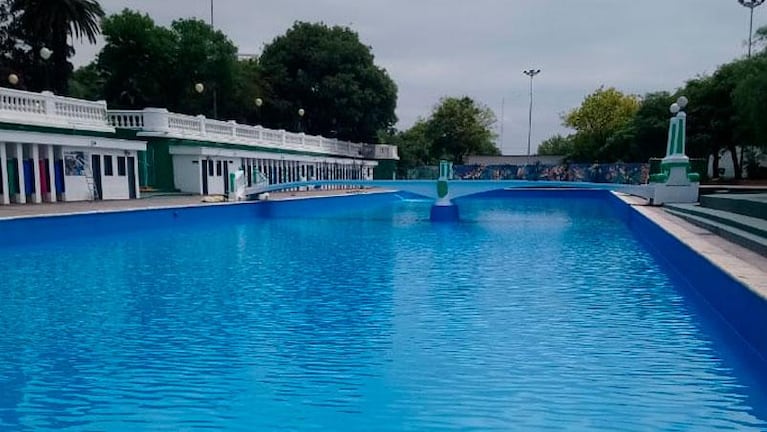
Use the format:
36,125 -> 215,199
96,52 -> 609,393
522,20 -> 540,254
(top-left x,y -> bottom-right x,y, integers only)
208,0 -> 218,118
523,69 -> 541,164
210,0 -> 214,27
739,0 -> 765,58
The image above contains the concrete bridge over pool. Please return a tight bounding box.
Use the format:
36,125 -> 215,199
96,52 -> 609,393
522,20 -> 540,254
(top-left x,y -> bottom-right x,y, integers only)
243,179 -> 657,221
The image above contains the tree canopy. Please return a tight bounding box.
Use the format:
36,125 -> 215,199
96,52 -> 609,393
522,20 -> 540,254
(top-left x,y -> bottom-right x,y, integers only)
1,0 -> 104,94
258,21 -> 397,142
383,96 -> 499,172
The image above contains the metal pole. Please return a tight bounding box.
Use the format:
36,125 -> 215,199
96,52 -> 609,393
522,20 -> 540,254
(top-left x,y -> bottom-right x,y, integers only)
500,97 -> 505,155
523,69 -> 540,164
749,6 -> 754,57
527,75 -> 533,162
210,0 -> 214,27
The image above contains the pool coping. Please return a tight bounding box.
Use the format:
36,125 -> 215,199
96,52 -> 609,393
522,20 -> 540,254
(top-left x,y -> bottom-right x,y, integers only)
615,193 -> 767,302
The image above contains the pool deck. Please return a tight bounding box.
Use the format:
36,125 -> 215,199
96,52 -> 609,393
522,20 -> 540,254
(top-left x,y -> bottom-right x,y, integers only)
619,194 -> 767,302
1,191 -> 765,303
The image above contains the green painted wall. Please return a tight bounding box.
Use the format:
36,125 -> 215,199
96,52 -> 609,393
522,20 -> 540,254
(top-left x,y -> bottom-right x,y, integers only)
144,140 -> 175,191
374,160 -> 397,180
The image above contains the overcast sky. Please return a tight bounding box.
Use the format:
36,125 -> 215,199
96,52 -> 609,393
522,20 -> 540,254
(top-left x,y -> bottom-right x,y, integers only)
73,0 -> 763,154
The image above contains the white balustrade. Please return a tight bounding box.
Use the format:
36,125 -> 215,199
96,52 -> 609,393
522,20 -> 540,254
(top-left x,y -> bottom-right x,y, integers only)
0,87 -> 110,131
104,107 -> 398,159
107,110 -> 145,128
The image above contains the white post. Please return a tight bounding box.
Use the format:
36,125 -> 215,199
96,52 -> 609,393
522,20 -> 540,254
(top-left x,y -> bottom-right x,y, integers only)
142,108 -> 171,133
133,155 -> 141,199
47,145 -> 56,202
15,143 -> 25,203
0,143 -> 8,205
31,144 -> 41,203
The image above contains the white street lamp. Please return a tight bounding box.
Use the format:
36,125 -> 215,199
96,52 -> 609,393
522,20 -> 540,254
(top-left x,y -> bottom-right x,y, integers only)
194,82 -> 205,93
255,97 -> 263,107
7,74 -> 19,85
39,46 -> 52,60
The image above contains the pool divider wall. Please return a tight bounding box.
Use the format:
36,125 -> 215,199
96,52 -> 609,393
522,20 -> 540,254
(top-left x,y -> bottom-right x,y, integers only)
605,192 -> 767,362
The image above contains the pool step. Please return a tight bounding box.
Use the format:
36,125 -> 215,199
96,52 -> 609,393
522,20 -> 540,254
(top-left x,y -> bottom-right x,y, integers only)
664,206 -> 767,257
699,193 -> 767,220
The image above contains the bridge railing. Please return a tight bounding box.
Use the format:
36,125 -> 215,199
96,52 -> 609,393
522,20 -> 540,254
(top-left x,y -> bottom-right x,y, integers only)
106,107 -> 398,160
0,87 -> 111,131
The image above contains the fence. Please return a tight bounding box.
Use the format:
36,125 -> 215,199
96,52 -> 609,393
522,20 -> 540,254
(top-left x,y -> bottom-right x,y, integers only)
409,163 -> 651,185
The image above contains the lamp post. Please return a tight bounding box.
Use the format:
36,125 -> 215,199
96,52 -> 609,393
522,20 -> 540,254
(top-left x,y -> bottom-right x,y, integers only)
7,74 -> 19,86
298,108 -> 305,132
39,46 -> 52,92
194,82 -> 218,119
523,68 -> 541,164
739,0 -> 765,57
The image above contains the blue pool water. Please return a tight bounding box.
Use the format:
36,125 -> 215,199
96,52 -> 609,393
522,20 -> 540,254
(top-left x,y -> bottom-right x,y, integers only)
1,194 -> 766,431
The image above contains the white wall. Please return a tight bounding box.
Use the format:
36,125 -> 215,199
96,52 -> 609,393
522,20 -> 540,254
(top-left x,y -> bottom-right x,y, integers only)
172,155 -> 202,194
62,148 -> 138,201
172,155 -> 233,195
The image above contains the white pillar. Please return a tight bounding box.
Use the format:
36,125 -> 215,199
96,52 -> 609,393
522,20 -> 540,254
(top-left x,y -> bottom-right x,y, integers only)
15,143 -> 25,204
46,145 -> 56,202
0,143 -> 8,205
31,144 -> 42,203
134,155 -> 141,199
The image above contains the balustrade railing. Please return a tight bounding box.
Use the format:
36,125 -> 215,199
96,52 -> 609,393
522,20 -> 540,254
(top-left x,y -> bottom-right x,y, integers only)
0,87 -> 110,130
105,108 -> 398,159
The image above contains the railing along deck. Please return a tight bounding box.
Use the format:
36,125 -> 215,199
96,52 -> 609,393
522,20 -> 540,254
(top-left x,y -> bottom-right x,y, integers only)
0,88 -> 111,131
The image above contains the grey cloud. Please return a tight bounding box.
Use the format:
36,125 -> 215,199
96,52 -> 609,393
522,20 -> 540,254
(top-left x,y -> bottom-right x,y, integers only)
74,0 -> 761,154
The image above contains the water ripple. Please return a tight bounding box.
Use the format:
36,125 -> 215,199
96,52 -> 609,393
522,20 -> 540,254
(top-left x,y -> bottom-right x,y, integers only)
0,197 -> 766,431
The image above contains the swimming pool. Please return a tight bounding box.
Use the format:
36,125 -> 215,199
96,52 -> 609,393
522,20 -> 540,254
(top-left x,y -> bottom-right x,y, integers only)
1,191 -> 765,431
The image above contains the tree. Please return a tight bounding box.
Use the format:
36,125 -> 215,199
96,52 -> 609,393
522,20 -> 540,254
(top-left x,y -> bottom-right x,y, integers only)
424,96 -> 499,164
733,52 -> 767,151
563,87 -> 640,162
604,92 -> 675,162
10,0 -> 104,94
97,11 -> 244,120
379,121 -> 433,176
98,10 -> 178,109
259,22 -> 397,142
537,134 -> 574,156
68,61 -> 103,100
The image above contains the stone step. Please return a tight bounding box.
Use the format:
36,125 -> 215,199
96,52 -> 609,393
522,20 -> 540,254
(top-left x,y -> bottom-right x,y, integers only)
700,194 -> 767,220
664,208 -> 767,257
665,203 -> 767,239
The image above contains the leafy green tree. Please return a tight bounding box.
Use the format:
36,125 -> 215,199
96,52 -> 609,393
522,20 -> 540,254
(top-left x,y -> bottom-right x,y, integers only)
98,10 -> 178,109
259,22 -> 397,142
733,52 -> 767,152
168,18 -> 238,119
563,86 -> 640,162
10,0 -> 104,94
97,11 -> 243,120
68,61 -> 103,100
537,134 -> 574,156
424,96 -> 499,164
379,121 -> 433,176
604,92 -> 675,162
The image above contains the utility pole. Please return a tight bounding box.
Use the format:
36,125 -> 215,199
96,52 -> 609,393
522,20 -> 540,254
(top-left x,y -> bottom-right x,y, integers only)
499,97 -> 505,155
738,0 -> 765,58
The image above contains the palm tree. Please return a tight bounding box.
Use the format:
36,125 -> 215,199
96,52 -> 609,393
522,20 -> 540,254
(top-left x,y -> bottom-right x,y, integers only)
11,0 -> 104,94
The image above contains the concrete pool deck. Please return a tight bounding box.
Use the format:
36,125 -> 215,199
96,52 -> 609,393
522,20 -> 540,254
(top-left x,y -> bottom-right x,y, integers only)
1,190 -> 765,304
